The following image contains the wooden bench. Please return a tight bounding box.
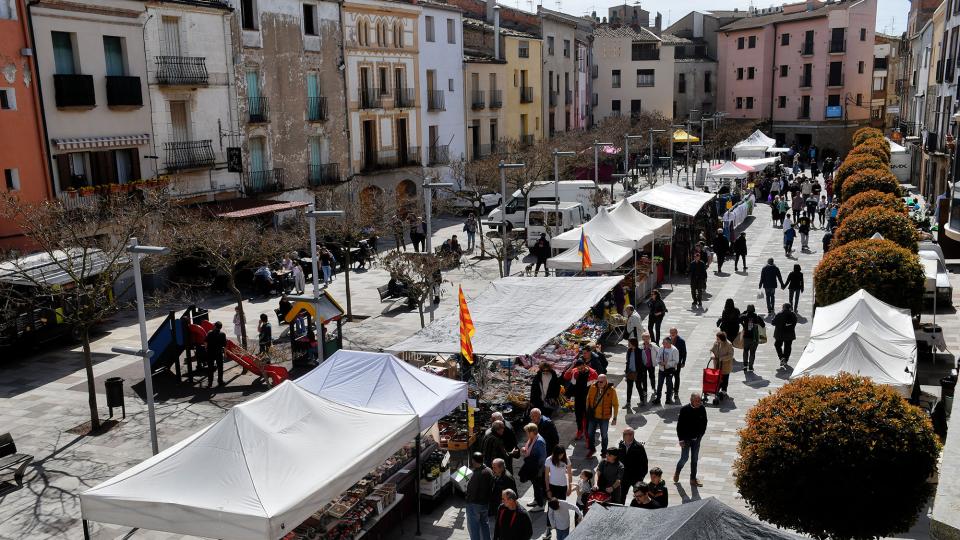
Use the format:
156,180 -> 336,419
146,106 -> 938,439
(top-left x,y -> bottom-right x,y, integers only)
378,285 -> 403,303
0,433 -> 32,487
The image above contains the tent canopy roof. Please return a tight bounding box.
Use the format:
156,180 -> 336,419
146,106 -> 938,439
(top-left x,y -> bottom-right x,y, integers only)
608,200 -> 673,237
733,130 -> 777,151
81,382 -> 419,540
551,207 -> 653,249
548,233 -> 633,271
296,350 -> 467,429
627,184 -> 716,216
673,129 -> 700,143
0,248 -> 121,287
736,156 -> 780,169
709,161 -> 754,177
389,276 -> 622,356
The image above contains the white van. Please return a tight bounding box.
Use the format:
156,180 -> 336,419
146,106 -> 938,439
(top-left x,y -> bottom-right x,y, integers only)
919,249 -> 952,304
525,203 -> 586,247
485,180 -> 599,231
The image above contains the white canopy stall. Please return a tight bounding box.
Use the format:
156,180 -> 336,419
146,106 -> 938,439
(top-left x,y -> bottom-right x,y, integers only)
547,233 -> 634,272
80,382 -> 420,540
708,161 -> 753,178
627,184 -> 716,217
608,200 -> 672,237
792,290 -> 917,395
736,156 -> 781,170
550,207 -> 653,250
733,130 -> 777,158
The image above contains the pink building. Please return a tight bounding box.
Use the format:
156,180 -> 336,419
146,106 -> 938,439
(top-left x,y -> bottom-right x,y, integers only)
717,0 -> 877,153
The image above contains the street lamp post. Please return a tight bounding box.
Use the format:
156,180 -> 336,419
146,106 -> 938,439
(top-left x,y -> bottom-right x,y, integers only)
552,150 -> 575,237
302,205 -> 344,360
423,181 -> 453,321
122,237 -> 169,456
498,161 -> 524,277
624,134 -> 644,189
647,129 -> 666,186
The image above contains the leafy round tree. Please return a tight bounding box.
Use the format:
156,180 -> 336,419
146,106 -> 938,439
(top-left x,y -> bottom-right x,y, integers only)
837,189 -> 907,223
814,238 -> 924,311
848,140 -> 891,165
841,168 -> 901,201
832,205 -> 919,251
852,126 -> 885,147
736,374 -> 940,540
833,154 -> 886,200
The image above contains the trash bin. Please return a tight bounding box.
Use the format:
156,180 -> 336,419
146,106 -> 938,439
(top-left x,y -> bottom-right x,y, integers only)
941,372 -> 957,418
105,377 -> 125,419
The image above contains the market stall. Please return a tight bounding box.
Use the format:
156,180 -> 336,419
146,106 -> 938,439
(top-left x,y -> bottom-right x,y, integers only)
550,207 -> 654,250
733,130 -> 777,159
792,290 -> 917,396
627,184 -> 717,275
721,193 -> 756,237
80,381 -> 420,540
547,233 -> 633,272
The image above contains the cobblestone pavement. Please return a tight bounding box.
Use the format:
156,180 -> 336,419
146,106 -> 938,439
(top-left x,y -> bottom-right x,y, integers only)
0,197 -> 953,539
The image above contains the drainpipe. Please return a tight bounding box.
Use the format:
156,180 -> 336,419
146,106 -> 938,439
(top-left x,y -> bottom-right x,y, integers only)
494,6 -> 501,60
769,21 -> 778,135
25,0 -> 55,198
337,0 -> 353,184
140,11 -> 159,181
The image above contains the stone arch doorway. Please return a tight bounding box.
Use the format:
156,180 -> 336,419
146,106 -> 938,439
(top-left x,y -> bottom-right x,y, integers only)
395,179 -> 418,217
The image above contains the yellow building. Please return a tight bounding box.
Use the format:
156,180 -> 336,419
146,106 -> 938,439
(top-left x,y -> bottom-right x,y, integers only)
503,32 -> 543,145
464,56 -> 507,160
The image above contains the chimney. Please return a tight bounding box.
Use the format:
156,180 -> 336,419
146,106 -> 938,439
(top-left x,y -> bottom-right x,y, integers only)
494,6 -> 501,60
654,12 -> 662,31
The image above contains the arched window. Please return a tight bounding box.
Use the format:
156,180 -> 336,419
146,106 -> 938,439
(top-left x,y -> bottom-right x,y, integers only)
376,21 -> 385,47
357,18 -> 369,46
393,22 -> 404,48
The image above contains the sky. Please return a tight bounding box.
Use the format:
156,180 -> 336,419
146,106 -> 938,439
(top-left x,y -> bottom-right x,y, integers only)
527,0 -> 908,36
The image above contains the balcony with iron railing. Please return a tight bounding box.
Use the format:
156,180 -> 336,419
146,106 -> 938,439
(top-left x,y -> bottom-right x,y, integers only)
395,88 -> 416,108
827,73 -> 844,87
307,163 -> 341,186
549,91 -> 558,107
243,168 -> 285,194
106,76 -> 143,107
54,74 -> 95,108
164,140 -> 216,171
359,88 -> 383,109
360,147 -> 422,172
247,96 -> 269,123
471,90 -> 485,110
520,87 -> 534,103
829,39 -> 846,54
307,96 -> 327,121
801,42 -> 814,56
798,105 -> 811,119
155,56 -> 209,86
427,89 -> 445,111
428,144 -> 449,165
799,75 -> 813,88
489,89 -> 503,108
520,134 -> 534,147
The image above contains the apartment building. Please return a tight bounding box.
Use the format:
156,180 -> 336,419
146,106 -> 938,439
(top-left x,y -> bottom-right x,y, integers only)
419,1 -> 466,184
916,0 -> 951,199
463,16 -> 506,161
0,0 -> 51,247
31,0 -> 153,200
717,0 -> 877,154
144,0 -> 238,202
871,34 -> 900,130
538,7 -> 577,137
503,27 -> 543,145
342,0 -> 423,206
592,24 -> 676,121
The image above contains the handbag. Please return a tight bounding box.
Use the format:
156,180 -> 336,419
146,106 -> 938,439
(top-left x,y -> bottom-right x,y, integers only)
757,290 -> 765,300
758,326 -> 768,344
732,331 -> 744,349
626,371 -> 637,381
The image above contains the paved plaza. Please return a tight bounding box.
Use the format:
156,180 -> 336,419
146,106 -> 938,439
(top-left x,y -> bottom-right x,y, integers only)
0,197 -> 954,539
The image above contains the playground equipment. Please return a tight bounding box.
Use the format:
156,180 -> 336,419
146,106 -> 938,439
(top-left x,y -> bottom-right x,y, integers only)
283,291 -> 344,366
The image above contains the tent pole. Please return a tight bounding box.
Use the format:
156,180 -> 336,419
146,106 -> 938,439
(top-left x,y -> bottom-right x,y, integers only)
82,520 -> 90,540
416,433 -> 422,536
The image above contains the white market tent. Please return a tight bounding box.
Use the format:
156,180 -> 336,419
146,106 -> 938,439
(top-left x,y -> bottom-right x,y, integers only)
608,200 -> 672,237
547,233 -> 633,272
708,161 -> 752,178
627,184 -> 716,217
389,276 -> 622,356
551,207 -> 653,250
737,156 -> 781,169
296,349 -> 467,429
80,382 -> 420,540
793,290 -> 917,395
733,130 -> 777,158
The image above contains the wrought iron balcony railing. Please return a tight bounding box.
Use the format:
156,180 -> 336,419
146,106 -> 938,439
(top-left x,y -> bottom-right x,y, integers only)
155,56 -> 209,86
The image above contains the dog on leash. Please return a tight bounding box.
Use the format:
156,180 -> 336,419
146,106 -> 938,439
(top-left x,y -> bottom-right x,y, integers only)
524,264 -> 534,276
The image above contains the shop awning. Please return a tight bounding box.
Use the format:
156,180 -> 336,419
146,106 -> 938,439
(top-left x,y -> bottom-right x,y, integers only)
0,248 -> 122,287
389,276 -> 622,356
53,133 -> 150,151
551,207 -> 653,250
216,201 -> 310,218
297,349 -> 468,429
81,382 -> 419,540
672,129 -> 699,143
608,200 -> 673,237
709,161 -> 754,178
548,233 -> 634,272
627,184 -> 716,216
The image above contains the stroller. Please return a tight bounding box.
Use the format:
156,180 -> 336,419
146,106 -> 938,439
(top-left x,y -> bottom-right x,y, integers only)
701,357 -> 724,406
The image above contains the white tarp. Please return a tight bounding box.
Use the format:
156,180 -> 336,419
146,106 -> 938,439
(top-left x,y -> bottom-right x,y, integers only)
389,276 -> 622,356
608,200 -> 673,237
297,349 -> 467,429
81,382 -> 419,540
548,233 -> 633,272
627,184 -> 716,217
551,207 -> 653,250
0,248 -> 121,287
793,290 -> 916,395
708,161 -> 752,178
737,156 -> 780,169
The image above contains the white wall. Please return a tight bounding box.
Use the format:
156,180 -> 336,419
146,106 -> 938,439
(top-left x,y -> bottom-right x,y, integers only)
418,4 -> 465,184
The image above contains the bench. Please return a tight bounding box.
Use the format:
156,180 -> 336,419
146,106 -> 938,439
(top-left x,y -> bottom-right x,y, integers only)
378,285 -> 404,303
0,433 -> 32,487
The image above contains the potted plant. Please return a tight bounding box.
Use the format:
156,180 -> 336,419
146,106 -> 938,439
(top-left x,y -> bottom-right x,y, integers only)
79,186 -> 96,197
65,188 -> 78,198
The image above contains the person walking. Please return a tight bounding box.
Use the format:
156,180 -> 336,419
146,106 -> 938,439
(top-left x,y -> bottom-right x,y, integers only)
410,216 -> 426,253
817,195 -> 828,227
319,248 -> 334,286
482,420 -> 518,474
466,452 -> 494,540
637,333 -> 659,406
731,232 -> 748,272
529,408 -> 559,457
618,427 -> 648,504
205,321 -> 227,388
783,224 -> 796,257
688,251 -> 708,309
596,449 -> 624,503
822,227 -> 834,254
585,374 -> 618,458
624,304 -> 642,341
738,305 -> 765,372
653,337 -> 680,405
668,328 -> 687,403
545,499 -> 581,540
770,196 -> 782,229
717,299 -> 741,344
712,228 -> 729,274
489,459 -> 518,517
772,303 -> 798,369
530,363 -> 562,418
781,211 -> 793,233
232,306 -> 246,345
532,234 -> 551,276
674,394 -> 708,487
777,197 -> 789,228
464,214 -> 478,251
563,360 -> 597,440
519,424 -> 547,511
257,313 -> 272,355
710,332 -> 735,398
543,445 -> 573,503
291,263 -> 305,295
624,338 -> 641,409
759,258 -> 785,314
493,489 -> 533,540
797,212 -> 811,251
783,264 -> 804,314
646,290 -> 667,343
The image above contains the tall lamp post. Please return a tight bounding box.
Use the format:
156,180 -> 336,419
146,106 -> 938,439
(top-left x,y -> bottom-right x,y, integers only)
117,237 -> 169,456
423,181 -> 453,322
647,129 -> 666,186
552,149 -> 575,237
498,161 -> 525,277
624,134 -> 644,188
291,205 -> 344,361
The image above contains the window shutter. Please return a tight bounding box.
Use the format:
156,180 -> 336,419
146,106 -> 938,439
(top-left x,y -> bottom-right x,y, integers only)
130,148 -> 141,181
56,154 -> 72,188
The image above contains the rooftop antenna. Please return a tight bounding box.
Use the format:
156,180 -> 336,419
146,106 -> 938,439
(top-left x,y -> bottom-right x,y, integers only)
556,0 -> 561,10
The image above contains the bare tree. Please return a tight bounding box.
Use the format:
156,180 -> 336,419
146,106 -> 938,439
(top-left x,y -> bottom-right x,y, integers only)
381,251 -> 451,328
0,191 -> 165,431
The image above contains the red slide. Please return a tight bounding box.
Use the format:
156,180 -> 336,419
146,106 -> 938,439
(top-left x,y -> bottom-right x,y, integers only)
189,321 -> 289,387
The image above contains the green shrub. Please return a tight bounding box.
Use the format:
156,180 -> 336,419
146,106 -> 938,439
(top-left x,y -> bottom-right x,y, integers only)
736,373 -> 940,540
813,238 -> 924,311
852,126 -> 885,147
832,205 -> 919,252
841,168 -> 901,201
833,154 -> 887,200
837,189 -> 907,223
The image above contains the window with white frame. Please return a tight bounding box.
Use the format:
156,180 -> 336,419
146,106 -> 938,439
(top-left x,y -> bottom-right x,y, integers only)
447,18 -> 455,44
636,69 -> 654,87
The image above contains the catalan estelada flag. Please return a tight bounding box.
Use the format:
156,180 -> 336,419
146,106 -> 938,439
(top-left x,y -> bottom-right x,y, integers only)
458,285 -> 475,363
579,229 -> 592,271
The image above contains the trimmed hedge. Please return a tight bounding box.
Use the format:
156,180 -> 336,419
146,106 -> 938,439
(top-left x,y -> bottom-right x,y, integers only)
837,189 -> 907,223
834,154 -> 886,201
841,168 -> 901,201
849,140 -> 891,165
813,238 -> 924,311
852,127 -> 885,147
736,373 -> 941,540
832,205 -> 919,252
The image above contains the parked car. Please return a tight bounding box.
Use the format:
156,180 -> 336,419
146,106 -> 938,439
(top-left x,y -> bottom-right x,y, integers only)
445,189 -> 501,215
